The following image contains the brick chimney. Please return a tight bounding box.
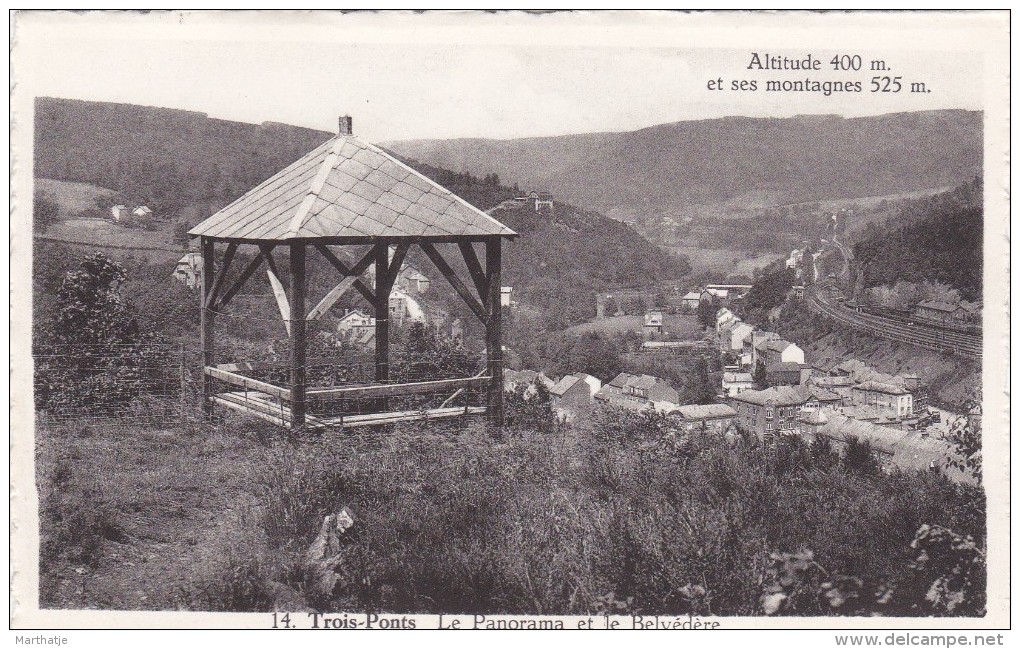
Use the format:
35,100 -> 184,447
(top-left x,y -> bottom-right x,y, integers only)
339,115 -> 353,136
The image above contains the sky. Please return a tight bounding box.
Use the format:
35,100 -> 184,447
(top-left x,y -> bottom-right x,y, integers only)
13,11 -> 988,142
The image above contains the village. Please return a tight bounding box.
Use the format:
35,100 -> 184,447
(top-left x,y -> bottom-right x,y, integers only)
507,252 -> 977,484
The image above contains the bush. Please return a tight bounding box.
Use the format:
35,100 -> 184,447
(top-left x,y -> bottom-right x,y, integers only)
230,413 -> 985,616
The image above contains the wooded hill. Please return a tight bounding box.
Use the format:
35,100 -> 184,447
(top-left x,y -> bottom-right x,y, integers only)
385,110 -> 983,222
853,179 -> 982,301
33,97 -> 688,329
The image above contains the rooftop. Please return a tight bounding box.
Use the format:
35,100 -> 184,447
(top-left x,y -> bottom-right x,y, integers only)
853,380 -> 910,396
190,131 -> 517,242
731,385 -> 809,407
671,403 -> 737,420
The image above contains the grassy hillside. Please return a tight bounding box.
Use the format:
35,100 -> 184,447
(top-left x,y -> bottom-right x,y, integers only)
385,111 -> 982,223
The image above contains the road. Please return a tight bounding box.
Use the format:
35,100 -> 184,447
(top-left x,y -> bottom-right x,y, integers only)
806,286 -> 982,360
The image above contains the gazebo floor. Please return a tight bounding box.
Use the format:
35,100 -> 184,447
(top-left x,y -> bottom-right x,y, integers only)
211,390 -> 487,430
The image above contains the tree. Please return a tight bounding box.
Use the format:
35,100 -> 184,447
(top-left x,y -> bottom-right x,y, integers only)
753,359 -> 768,388
696,299 -> 716,330
50,253 -> 140,348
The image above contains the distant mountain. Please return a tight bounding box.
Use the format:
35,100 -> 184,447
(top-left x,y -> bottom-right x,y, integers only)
385,111 -> 983,220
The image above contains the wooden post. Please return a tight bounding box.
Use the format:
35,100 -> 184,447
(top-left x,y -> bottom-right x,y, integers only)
289,243 -> 307,428
200,238 -> 216,417
374,244 -> 390,386
485,237 -> 504,426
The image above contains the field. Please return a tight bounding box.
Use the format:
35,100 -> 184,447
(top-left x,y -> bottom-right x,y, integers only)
566,313 -> 701,339
35,178 -> 116,216
40,218 -> 184,263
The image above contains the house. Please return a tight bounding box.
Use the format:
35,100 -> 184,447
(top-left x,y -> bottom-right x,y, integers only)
681,291 -> 702,310
668,404 -> 738,435
626,374 -> 679,403
389,289 -> 426,326
912,300 -> 978,326
785,248 -> 804,269
531,191 -> 554,212
110,204 -> 129,221
791,285 -> 805,299
396,265 -> 430,294
450,318 -> 464,345
702,288 -> 729,304
516,190 -> 554,212
550,373 -> 601,422
766,362 -> 812,387
722,371 -> 754,397
171,252 -> 203,288
132,205 -> 153,218
501,286 -> 514,308
336,308 -> 375,332
719,321 -> 754,352
730,386 -> 810,438
760,339 -> 805,367
851,380 -> 914,418
812,413 -> 972,484
705,284 -> 752,298
800,385 -> 844,410
745,330 -> 779,367
643,310 -> 665,336
716,308 -> 738,331
335,309 -> 377,347
595,372 -> 680,412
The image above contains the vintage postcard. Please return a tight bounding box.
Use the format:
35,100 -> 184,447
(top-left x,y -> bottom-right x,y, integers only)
9,9 -> 1011,637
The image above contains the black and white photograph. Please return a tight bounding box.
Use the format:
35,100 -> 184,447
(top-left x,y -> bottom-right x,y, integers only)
9,9 -> 1010,636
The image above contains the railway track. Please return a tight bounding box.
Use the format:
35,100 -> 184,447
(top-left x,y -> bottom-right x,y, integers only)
806,288 -> 982,360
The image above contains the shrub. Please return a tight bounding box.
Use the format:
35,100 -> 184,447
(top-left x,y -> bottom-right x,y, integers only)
228,414 -> 985,616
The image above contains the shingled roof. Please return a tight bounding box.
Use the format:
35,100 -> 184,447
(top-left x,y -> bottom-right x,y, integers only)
189,135 -> 517,242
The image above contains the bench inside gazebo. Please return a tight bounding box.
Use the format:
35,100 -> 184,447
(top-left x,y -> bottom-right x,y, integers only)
189,115 -> 516,430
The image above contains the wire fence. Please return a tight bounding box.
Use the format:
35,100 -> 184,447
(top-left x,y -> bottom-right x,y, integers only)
33,341 -> 203,429
32,340 -> 492,430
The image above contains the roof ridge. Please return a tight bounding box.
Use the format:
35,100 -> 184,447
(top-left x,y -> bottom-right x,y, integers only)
286,137 -> 344,236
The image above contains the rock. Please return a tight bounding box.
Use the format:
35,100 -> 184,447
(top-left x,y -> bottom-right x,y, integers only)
305,509 -> 354,598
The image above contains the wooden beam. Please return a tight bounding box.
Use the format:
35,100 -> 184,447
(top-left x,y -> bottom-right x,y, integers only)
458,241 -> 489,299
382,242 -> 411,293
485,237 -> 504,426
440,367 -> 488,408
205,366 -> 291,400
336,406 -> 486,428
289,242 -> 307,427
374,243 -> 390,386
200,238 -> 216,416
420,242 -> 488,323
306,375 -> 490,401
205,242 -> 238,308
215,251 -> 265,310
315,244 -> 376,305
261,245 -> 291,336
307,246 -> 377,320
307,276 -> 359,321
